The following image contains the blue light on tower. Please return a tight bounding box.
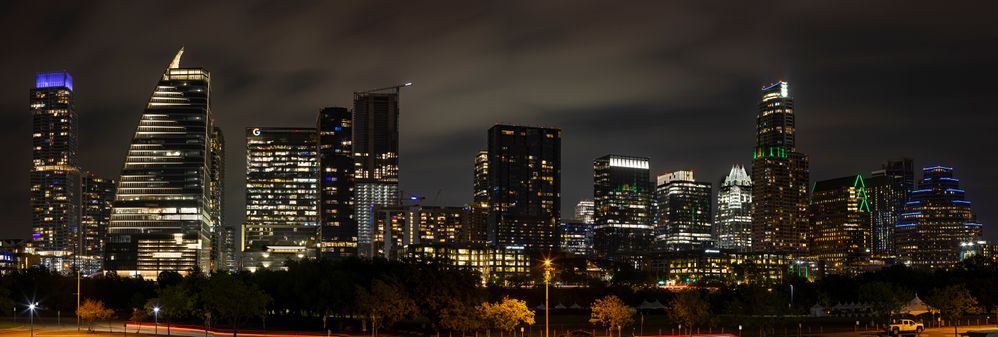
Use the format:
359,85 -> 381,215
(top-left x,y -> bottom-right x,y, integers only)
35,72 -> 73,91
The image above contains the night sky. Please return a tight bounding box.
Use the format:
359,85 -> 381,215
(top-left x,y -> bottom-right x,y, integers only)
2,1 -> 996,241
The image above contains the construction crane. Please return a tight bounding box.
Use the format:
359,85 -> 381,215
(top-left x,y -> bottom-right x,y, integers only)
355,82 -> 413,95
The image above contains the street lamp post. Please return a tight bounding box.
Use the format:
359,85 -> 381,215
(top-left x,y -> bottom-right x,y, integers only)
28,303 -> 37,337
154,306 -> 160,335
543,259 -> 554,337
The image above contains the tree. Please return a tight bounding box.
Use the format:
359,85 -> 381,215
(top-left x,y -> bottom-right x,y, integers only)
858,281 -> 911,319
668,291 -> 709,334
203,273 -> 271,337
77,299 -> 115,332
589,295 -> 634,337
927,285 -> 979,337
478,297 -> 536,337
356,279 -> 417,337
440,301 -> 484,336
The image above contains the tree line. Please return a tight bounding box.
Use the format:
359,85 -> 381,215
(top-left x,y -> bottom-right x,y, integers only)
1,256 -> 996,336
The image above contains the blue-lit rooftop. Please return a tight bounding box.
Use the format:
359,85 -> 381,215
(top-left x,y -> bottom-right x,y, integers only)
35,72 -> 73,91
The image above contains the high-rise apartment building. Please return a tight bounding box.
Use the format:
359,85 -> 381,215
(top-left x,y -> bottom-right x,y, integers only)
592,155 -> 652,260
655,170 -> 713,251
107,49 -> 222,278
866,158 -> 914,258
80,171 -> 115,273
30,71 -> 81,272
486,125 -> 561,252
808,175 -> 872,275
575,200 -> 595,224
242,127 -> 319,270
317,107 -> 356,258
715,165 -> 752,252
896,166 -> 982,270
751,81 -> 810,255
474,150 -> 489,206
353,89 -> 403,257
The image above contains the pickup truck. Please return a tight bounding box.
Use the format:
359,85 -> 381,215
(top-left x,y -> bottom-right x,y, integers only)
885,319 -> 925,335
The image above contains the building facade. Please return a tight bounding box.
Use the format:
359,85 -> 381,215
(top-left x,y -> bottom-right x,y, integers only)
486,125 -> 561,252
559,220 -> 593,257
751,81 -> 810,255
716,164 -> 752,252
80,172 -> 115,273
30,71 -> 81,272
107,49 -> 222,278
474,150 -> 489,206
896,166 -> 983,270
655,170 -> 713,251
808,175 -> 872,275
866,158 -> 914,258
592,155 -> 652,260
317,107 -> 356,258
353,90 -> 402,257
575,200 -> 595,224
242,127 -> 319,271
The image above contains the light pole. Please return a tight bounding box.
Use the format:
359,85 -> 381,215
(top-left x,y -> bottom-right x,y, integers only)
154,306 -> 160,335
28,303 -> 37,337
543,259 -> 554,337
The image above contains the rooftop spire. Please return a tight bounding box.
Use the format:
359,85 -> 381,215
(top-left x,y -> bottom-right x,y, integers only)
169,47 -> 185,69
723,164 -> 752,186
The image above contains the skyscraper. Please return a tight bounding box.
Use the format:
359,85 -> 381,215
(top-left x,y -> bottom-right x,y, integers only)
218,226 -> 237,272
487,125 -> 561,252
574,200 -> 595,224
317,107 -> 356,258
715,165 -> 752,252
242,127 -> 319,271
107,49 -> 222,277
208,126 -> 225,271
559,220 -> 593,257
30,71 -> 81,272
353,88 -> 403,257
655,170 -> 713,251
867,158 -> 914,257
751,81 -> 810,255
592,155 -> 652,260
896,166 -> 982,270
808,175 -> 872,275
474,150 -> 489,206
80,171 -> 115,273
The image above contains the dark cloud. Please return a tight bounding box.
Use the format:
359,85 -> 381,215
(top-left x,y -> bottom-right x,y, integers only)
1,1 -> 996,241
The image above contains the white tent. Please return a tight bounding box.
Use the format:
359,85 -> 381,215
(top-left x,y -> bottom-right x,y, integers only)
637,300 -> 667,310
900,295 -> 937,316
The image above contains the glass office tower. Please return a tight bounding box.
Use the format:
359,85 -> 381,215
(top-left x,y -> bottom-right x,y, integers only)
655,170 -> 713,251
716,164 -> 752,252
592,155 -> 652,260
809,175 -> 872,275
896,166 -> 982,270
242,127 -> 319,271
107,49 -> 222,278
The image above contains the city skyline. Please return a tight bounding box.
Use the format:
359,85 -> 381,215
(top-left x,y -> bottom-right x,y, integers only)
2,2 -> 997,243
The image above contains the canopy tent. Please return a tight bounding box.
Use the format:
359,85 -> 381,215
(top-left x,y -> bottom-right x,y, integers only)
637,300 -> 667,310
900,295 -> 938,316
810,303 -> 826,317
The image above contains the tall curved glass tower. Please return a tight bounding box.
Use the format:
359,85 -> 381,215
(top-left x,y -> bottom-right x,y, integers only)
106,48 -> 222,278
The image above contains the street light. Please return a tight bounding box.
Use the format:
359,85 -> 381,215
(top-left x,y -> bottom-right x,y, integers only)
28,303 -> 37,337
153,306 -> 160,335
543,259 -> 554,337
